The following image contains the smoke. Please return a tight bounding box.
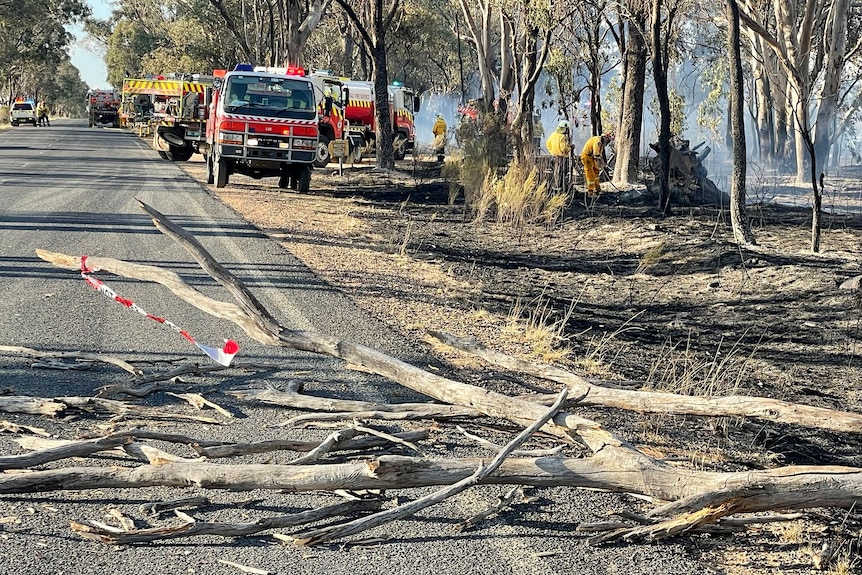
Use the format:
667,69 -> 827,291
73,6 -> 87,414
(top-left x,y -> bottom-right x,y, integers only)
414,92 -> 462,150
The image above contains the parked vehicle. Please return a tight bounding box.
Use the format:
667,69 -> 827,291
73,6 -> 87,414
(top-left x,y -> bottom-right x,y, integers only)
121,75 -> 213,161
86,89 -> 121,127
200,64 -> 319,192
10,99 -> 37,127
342,80 -> 420,160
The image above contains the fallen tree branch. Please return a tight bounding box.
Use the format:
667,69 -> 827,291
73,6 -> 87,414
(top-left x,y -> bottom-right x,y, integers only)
291,389 -> 570,545
231,385 -> 482,421
71,499 -> 382,544
0,435 -> 133,470
455,425 -> 564,457
0,345 -> 141,375
193,430 -> 430,459
0,396 -> 65,416
100,361 -> 284,398
429,330 -> 862,435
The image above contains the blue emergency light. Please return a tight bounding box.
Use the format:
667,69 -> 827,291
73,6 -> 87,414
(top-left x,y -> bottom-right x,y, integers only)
234,63 -> 254,71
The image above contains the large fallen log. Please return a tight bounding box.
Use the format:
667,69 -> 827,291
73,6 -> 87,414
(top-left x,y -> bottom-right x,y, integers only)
4,454 -> 862,515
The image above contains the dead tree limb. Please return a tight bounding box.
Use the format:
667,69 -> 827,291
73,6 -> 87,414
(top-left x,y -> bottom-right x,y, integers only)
193,430 -> 430,459
0,396 -> 65,416
99,361 -> 283,398
280,409 -> 480,426
5,456 -> 862,518
71,499 -> 382,544
230,385 -> 481,421
429,330 -> 862,435
56,396 -> 224,424
0,436 -> 133,470
291,389 -> 569,545
0,345 -> 141,375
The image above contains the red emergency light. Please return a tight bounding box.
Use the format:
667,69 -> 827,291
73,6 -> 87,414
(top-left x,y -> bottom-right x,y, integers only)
285,65 -> 305,77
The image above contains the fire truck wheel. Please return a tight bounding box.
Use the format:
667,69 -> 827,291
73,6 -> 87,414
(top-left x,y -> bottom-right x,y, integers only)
205,154 -> 215,185
352,144 -> 363,163
393,144 -> 406,161
314,135 -> 331,168
169,145 -> 194,162
293,166 -> 311,193
214,156 -> 229,188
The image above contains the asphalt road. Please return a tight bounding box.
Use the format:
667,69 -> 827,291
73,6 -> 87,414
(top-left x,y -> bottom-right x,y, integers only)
0,120 -> 705,574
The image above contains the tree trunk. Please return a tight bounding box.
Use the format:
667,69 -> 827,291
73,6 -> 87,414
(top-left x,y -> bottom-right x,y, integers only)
812,0 -> 849,174
373,46 -> 395,169
459,0 -> 496,111
650,0 -> 672,215
614,3 -> 647,185
726,0 -> 755,245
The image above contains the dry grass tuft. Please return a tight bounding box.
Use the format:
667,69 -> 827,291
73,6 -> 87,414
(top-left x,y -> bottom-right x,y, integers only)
472,160 -> 569,229
503,296 -> 574,363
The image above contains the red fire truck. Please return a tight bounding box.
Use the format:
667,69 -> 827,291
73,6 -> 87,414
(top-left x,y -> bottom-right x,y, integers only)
343,80 -> 420,160
201,65 -> 319,192
86,89 -> 121,128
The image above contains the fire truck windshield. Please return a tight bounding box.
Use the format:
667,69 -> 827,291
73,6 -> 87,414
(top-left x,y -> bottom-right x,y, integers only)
223,75 -> 315,119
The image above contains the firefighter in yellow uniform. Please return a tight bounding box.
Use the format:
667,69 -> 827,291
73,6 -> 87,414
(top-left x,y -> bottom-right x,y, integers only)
546,120 -> 572,191
432,113 -> 447,162
581,132 -> 613,194
36,100 -> 49,127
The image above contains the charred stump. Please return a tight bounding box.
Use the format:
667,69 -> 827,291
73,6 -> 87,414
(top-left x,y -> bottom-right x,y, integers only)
648,138 -> 729,207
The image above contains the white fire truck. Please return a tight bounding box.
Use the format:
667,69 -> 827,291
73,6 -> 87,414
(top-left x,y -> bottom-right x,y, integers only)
200,64 -> 319,192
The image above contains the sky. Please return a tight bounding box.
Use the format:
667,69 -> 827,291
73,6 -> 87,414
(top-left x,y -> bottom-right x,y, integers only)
68,0 -> 113,88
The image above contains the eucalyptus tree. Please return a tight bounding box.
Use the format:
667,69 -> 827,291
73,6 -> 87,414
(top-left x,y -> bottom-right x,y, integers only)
725,0 -> 754,245
649,0 -> 683,215
204,0 -> 332,66
0,0 -> 89,99
334,0 -> 403,169
612,0 -> 649,186
501,0 -> 553,160
739,0 -> 859,251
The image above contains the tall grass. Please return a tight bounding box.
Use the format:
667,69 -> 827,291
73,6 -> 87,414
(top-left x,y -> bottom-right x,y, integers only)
474,160 -> 569,229
445,113 -> 568,229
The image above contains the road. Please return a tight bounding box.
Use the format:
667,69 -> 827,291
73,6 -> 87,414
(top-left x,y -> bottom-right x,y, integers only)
0,120 -> 704,575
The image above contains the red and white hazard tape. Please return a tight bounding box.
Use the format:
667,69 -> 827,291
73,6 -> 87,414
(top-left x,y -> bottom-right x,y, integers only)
80,256 -> 239,366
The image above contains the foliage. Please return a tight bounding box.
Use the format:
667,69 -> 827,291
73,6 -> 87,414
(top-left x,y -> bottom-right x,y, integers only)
0,0 -> 90,101
648,89 -> 687,139
41,59 -> 90,115
105,20 -> 160,87
448,112 -> 511,213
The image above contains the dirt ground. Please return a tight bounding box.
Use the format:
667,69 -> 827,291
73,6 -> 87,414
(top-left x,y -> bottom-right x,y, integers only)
179,155 -> 862,573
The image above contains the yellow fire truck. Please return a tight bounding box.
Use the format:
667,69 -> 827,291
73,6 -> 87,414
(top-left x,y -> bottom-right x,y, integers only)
121,74 -> 213,161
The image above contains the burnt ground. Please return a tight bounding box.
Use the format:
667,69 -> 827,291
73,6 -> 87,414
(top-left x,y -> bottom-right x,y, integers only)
179,155 -> 862,573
